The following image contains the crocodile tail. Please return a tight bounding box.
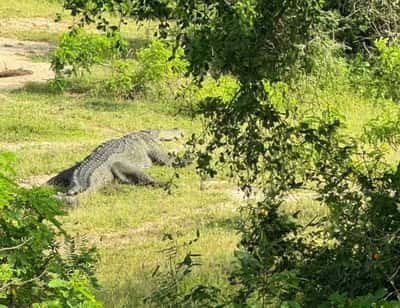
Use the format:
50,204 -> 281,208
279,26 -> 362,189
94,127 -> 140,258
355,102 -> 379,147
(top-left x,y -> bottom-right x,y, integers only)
47,163 -> 80,187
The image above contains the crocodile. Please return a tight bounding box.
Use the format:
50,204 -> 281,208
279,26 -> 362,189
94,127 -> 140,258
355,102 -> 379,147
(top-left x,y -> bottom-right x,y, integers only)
47,128 -> 188,197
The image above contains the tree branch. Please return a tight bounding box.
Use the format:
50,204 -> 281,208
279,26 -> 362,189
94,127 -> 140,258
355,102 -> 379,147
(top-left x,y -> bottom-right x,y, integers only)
0,238 -> 31,253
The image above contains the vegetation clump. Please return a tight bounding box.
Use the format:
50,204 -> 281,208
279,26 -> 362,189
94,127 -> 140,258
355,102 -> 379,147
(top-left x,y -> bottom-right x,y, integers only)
0,152 -> 101,307
3,0 -> 400,306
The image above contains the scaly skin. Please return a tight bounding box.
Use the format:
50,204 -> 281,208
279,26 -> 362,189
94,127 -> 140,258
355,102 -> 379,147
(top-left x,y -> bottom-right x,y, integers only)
47,128 -> 186,196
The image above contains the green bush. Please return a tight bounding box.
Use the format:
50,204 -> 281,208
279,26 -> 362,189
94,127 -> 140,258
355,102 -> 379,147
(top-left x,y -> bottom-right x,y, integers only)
137,40 -> 187,84
374,38 -> 400,101
105,40 -> 188,99
144,231 -> 225,308
191,80 -> 400,306
363,101 -> 400,148
179,75 -> 239,113
51,28 -> 127,77
350,39 -> 400,102
0,152 -> 101,307
323,0 -> 400,54
106,59 -> 139,99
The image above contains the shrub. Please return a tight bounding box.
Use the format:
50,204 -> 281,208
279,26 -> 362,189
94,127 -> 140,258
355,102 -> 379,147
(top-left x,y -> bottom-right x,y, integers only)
191,80 -> 400,306
106,59 -> 139,99
105,40 -> 188,99
350,39 -> 400,102
178,75 -> 239,113
144,231 -> 223,307
0,152 -> 101,307
374,38 -> 400,101
363,101 -> 400,148
136,40 -> 187,84
323,0 -> 400,54
51,28 -> 127,77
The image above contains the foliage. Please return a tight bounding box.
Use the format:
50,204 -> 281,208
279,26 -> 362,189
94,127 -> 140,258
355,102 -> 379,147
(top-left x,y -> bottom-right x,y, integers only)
323,0 -> 400,54
348,55 -> 377,98
136,40 -> 187,84
295,37 -> 350,95
373,38 -> 400,101
362,101 -> 400,148
325,289 -> 398,308
206,87 -> 400,306
144,231 -> 223,307
56,0 -> 400,306
350,39 -> 400,102
302,138 -> 400,305
0,152 -> 101,307
105,40 -> 188,99
51,28 -> 127,77
105,59 -> 139,99
60,0 -> 323,82
178,75 -> 239,113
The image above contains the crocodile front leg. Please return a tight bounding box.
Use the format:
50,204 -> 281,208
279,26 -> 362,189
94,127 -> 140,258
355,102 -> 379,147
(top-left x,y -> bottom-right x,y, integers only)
148,146 -> 192,167
148,146 -> 174,166
111,162 -> 167,187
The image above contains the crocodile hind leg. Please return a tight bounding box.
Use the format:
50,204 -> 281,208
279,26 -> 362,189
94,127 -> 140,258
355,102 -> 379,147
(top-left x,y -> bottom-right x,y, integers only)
111,162 -> 167,187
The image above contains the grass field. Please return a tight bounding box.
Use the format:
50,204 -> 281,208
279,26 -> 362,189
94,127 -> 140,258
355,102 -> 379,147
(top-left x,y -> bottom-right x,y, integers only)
0,83 -> 243,306
1,1 -> 399,307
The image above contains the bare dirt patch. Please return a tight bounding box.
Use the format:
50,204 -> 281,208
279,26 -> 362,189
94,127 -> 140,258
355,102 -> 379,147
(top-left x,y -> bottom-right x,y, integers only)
0,37 -> 55,90
0,140 -> 88,151
203,180 -> 318,203
17,173 -> 56,188
0,17 -> 69,34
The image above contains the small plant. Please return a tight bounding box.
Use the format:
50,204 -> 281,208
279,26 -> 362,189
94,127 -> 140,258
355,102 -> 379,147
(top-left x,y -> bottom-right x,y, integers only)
144,231 -> 223,307
0,152 -> 101,307
51,28 -> 127,78
105,40 -> 188,99
374,38 -> 400,101
362,102 -> 400,148
106,59 -> 139,99
350,39 -> 400,102
136,40 -> 187,84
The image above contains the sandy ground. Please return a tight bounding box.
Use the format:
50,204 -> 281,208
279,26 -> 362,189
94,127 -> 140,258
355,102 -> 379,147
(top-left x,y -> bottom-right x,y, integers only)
0,37 -> 54,90
0,17 -> 68,34
0,17 -> 71,90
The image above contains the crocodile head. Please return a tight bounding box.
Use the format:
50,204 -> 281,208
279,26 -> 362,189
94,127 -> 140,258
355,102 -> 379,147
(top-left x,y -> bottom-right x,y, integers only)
144,128 -> 185,141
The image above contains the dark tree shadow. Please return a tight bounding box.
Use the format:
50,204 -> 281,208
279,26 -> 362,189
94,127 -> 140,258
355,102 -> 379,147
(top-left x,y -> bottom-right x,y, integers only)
13,81 -> 62,95
82,99 -> 131,112
125,37 -> 151,57
205,215 -> 241,232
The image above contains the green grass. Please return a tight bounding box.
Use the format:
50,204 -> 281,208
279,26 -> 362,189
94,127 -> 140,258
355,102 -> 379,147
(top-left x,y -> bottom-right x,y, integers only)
0,82 -> 238,307
2,61 -> 400,308
96,229 -> 239,307
1,2 -> 400,306
0,0 -> 62,18
0,30 -> 62,44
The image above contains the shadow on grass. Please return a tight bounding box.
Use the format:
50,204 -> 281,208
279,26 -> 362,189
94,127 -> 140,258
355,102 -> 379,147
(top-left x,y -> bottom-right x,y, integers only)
83,99 -> 131,112
125,37 -> 151,57
12,81 -> 61,95
15,78 -> 99,96
96,276 -> 153,308
26,50 -> 53,63
205,215 -> 240,232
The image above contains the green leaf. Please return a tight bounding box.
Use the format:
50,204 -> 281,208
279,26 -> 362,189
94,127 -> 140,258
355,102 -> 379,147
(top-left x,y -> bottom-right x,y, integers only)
48,278 -> 69,289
